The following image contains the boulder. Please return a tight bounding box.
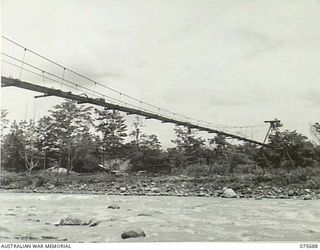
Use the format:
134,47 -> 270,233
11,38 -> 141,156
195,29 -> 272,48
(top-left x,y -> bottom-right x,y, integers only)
46,167 -> 69,174
32,178 -> 44,188
303,195 -> 312,200
82,218 -> 101,227
288,190 -> 295,196
47,184 -> 55,189
137,213 -> 152,217
121,228 -> 146,239
222,188 -> 237,198
150,187 -> 160,193
272,187 -> 282,193
56,216 -> 82,226
108,204 -> 120,209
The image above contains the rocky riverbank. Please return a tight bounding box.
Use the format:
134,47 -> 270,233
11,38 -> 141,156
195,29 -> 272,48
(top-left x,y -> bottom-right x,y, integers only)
1,171 -> 319,200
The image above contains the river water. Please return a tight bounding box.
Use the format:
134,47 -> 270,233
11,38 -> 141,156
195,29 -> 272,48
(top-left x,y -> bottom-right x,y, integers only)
0,193 -> 319,242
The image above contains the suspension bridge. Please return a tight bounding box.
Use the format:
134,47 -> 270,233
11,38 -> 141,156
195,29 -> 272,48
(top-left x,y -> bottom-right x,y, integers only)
1,36 -> 270,147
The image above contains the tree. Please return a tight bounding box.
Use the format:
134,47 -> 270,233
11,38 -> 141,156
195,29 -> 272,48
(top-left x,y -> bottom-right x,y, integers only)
43,100 -> 94,173
265,130 -> 317,171
129,133 -> 168,172
172,126 -> 206,164
140,134 -> 162,151
208,134 -> 229,169
95,108 -> 127,159
209,133 -> 230,150
1,109 -> 9,143
18,119 -> 39,172
35,115 -> 58,169
70,133 -> 99,173
1,109 -> 10,169
129,116 -> 144,147
167,147 -> 187,169
1,121 -> 25,171
223,144 -> 259,174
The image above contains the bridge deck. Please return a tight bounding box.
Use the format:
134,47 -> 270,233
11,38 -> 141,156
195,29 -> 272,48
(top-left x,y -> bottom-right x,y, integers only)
1,76 -> 268,147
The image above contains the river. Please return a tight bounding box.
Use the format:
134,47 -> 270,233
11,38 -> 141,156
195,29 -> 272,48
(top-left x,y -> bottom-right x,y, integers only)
0,193 -> 319,242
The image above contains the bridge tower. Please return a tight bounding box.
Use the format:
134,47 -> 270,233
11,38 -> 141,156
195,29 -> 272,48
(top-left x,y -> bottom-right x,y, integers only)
263,119 -> 283,144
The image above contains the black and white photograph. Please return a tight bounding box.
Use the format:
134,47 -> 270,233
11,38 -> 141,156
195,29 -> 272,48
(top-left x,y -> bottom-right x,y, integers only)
1,0 -> 320,246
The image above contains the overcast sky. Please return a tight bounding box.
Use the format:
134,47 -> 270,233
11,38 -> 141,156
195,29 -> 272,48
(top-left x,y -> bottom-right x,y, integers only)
1,0 -> 320,147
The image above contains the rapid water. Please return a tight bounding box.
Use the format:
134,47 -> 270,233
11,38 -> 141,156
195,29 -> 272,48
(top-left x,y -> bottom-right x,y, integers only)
0,193 -> 319,242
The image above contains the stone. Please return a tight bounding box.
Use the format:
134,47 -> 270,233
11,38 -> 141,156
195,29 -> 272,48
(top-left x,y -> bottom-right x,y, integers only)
119,187 -> 126,192
41,236 -> 59,240
108,204 -> 120,209
305,189 -> 311,193
276,189 -> 282,194
82,219 -> 101,227
150,187 -> 160,193
137,213 -> 152,217
47,184 -> 55,189
32,178 -> 44,188
121,228 -> 146,239
47,167 -> 68,174
303,195 -> 312,200
56,216 -> 82,226
222,188 -> 237,198
288,190 -> 295,196
272,187 -> 281,193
